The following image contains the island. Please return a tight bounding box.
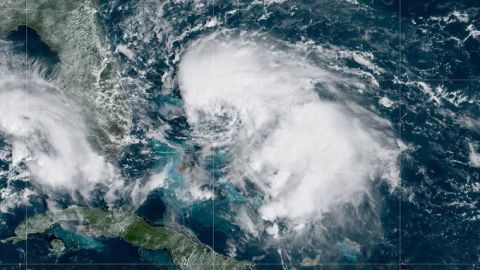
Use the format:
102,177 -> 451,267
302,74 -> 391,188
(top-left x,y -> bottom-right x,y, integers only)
3,207 -> 251,270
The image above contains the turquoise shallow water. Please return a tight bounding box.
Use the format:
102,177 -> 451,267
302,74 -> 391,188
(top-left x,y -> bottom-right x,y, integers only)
0,0 -> 479,269
96,0 -> 480,267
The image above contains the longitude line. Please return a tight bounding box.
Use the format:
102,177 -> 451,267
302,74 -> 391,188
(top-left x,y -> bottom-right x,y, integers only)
398,0 -> 403,268
212,0 -> 216,269
24,0 -> 28,269
9,0 -> 437,268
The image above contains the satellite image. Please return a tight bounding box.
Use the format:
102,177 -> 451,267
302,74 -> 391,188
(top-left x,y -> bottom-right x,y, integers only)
0,0 -> 479,269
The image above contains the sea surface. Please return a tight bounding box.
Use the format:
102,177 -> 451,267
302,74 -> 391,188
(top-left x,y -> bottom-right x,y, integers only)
0,0 -> 479,269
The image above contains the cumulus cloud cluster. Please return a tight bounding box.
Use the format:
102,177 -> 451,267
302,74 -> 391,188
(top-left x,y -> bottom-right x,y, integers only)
0,70 -> 166,212
0,77 -> 117,200
178,34 -> 400,236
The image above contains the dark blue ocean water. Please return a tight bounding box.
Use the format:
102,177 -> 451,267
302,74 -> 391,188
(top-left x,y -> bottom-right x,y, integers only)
0,0 -> 479,269
96,0 -> 480,267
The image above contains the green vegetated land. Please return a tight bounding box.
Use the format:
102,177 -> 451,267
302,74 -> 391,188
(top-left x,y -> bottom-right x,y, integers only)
4,207 -> 251,270
0,0 -> 131,156
0,2 -> 249,269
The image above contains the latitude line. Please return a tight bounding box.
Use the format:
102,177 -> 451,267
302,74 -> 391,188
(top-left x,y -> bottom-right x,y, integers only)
6,1 -> 477,268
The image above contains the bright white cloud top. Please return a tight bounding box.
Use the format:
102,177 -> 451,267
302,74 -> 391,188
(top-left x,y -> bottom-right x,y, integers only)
178,34 -> 401,236
0,77 -> 116,200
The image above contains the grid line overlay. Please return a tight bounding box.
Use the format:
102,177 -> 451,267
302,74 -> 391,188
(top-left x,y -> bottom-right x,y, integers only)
212,0 -> 216,269
24,0 -> 28,269
398,0 -> 402,268
3,0 -> 476,268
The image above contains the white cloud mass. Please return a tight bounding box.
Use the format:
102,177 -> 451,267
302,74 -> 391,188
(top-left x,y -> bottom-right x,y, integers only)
178,34 -> 400,234
0,76 -> 117,200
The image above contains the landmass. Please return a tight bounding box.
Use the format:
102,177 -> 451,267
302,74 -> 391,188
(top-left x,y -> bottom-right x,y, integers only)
0,0 -> 131,155
3,207 -> 251,270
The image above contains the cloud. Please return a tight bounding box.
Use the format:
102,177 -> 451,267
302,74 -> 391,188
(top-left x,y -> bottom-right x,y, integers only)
178,33 -> 400,236
129,165 -> 168,206
0,76 -> 118,201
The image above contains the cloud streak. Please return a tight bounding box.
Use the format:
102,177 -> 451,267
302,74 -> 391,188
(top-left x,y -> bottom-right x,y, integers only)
0,76 -> 117,201
178,33 -> 401,236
